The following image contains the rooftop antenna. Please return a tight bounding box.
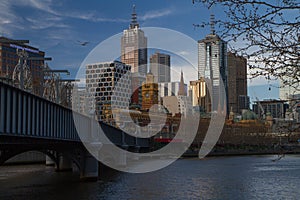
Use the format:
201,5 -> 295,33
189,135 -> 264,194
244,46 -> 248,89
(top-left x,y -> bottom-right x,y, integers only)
130,4 -> 139,29
209,0 -> 216,35
210,14 -> 215,35
192,4 -> 216,35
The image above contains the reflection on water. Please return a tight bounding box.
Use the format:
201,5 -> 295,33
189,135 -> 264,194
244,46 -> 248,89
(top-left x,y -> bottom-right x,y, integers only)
1,155 -> 300,200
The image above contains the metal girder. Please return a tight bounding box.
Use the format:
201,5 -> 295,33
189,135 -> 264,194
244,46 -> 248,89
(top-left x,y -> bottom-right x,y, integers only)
0,81 -> 150,166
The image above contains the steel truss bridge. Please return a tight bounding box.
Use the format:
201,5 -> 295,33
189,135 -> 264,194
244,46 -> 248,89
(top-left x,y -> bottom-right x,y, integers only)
0,81 -> 149,179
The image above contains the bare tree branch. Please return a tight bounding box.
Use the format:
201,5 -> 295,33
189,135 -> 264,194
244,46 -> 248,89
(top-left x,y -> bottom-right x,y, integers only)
194,0 -> 300,90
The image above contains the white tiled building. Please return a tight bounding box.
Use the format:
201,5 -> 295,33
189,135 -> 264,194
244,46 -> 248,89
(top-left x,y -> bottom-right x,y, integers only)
85,61 -> 131,122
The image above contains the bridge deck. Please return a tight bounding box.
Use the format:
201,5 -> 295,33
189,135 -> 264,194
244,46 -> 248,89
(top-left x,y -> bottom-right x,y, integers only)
0,81 -> 149,148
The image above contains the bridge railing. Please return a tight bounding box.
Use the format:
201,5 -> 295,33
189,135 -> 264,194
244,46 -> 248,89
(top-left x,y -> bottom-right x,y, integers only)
0,82 -> 150,148
0,82 -> 85,141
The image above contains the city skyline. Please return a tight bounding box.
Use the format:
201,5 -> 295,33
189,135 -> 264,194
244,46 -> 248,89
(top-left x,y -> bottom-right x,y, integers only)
1,2 -> 300,199
0,1 -> 279,102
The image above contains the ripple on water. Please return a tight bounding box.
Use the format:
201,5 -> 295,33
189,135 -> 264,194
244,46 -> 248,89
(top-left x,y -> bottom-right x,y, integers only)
1,156 -> 300,200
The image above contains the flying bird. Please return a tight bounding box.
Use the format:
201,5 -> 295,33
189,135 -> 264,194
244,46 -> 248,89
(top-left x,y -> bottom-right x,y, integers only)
77,40 -> 89,46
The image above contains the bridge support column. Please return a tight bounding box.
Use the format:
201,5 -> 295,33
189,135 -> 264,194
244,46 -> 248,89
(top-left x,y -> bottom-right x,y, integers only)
45,155 -> 55,166
80,151 -> 98,181
132,146 -> 140,160
55,155 -> 72,172
115,149 -> 127,166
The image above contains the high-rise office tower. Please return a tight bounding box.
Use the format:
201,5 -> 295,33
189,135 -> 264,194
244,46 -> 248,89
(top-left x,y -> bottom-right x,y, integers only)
121,5 -> 147,107
150,52 -> 171,83
227,52 -> 249,113
0,37 -> 45,96
121,5 -> 147,75
198,15 -> 228,112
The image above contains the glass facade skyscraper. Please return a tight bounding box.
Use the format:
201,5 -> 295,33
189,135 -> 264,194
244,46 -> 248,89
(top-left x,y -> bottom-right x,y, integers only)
150,52 -> 171,83
198,15 -> 228,112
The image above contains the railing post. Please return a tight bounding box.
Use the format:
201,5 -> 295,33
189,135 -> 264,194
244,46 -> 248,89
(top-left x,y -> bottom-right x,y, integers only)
0,85 -> 6,133
6,87 -> 12,134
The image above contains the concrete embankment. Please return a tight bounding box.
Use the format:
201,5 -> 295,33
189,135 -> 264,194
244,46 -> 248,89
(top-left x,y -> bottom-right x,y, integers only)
182,148 -> 300,158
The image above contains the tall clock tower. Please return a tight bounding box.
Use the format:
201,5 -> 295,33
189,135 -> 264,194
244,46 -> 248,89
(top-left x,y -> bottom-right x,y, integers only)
142,72 -> 158,111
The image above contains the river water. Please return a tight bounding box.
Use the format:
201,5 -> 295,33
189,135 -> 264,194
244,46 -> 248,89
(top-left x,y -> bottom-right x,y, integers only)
1,155 -> 300,200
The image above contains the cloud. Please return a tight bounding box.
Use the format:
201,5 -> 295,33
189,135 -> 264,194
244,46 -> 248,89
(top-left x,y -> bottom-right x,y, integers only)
25,17 -> 70,30
0,1 -> 23,35
22,1 -> 129,23
178,51 -> 190,56
0,1 -> 56,36
73,13 -> 128,23
140,8 -> 173,21
74,7 -> 174,23
0,0 -> 127,31
18,0 -> 59,15
0,0 -> 175,38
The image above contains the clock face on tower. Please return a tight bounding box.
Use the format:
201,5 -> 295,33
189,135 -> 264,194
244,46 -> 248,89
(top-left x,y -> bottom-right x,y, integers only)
145,92 -> 149,98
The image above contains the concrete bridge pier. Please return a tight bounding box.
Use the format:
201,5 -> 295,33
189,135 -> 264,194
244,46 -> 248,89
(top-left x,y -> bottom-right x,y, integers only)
115,149 -> 127,166
46,155 -> 55,166
130,146 -> 141,160
80,151 -> 99,181
55,154 -> 73,172
99,144 -> 128,169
